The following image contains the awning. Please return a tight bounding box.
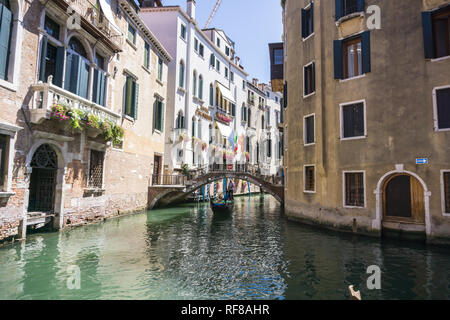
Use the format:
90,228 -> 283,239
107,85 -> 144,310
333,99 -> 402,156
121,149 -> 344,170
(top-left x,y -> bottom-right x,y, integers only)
216,122 -> 233,138
99,0 -> 122,35
216,81 -> 235,104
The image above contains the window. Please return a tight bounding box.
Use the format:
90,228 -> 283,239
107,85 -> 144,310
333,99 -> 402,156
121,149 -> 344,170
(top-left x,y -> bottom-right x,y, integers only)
65,38 -> 90,99
0,1 -> 12,80
176,111 -> 185,129
44,15 -> 60,40
225,67 -> 229,79
225,46 -> 230,56
230,71 -> 234,83
424,6 -> 450,59
153,98 -> 164,132
267,139 -> 272,158
199,43 -> 204,57
242,104 -> 247,122
444,171 -> 450,214
88,150 -> 104,189
194,38 -> 198,52
128,24 -> 136,45
273,49 -> 283,65
435,87 -> 450,130
39,37 -> 58,83
144,42 -> 150,69
179,60 -> 185,88
304,62 -> 315,96
341,101 -> 365,139
209,83 -> 214,106
210,53 -> 215,67
216,37 -> 220,48
193,71 -> 197,96
198,75 -> 203,100
231,103 -> 236,117
335,0 -> 363,21
216,59 -> 220,72
243,80 -> 246,90
0,135 -> 8,191
198,119 -> 202,139
158,57 -> 163,81
93,53 -> 106,106
192,118 -> 196,137
344,172 -> 365,207
181,24 -> 186,39
304,114 -> 315,145
266,110 -> 271,126
302,3 -> 314,39
304,166 -> 315,192
334,32 -> 371,80
275,97 -> 279,103
124,75 -> 139,120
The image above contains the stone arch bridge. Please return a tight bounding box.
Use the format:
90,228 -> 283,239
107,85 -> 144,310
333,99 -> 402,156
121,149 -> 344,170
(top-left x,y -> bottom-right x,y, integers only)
148,164 -> 284,209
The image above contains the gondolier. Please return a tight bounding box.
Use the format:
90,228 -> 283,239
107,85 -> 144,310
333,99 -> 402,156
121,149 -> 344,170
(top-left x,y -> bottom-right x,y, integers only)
227,179 -> 235,200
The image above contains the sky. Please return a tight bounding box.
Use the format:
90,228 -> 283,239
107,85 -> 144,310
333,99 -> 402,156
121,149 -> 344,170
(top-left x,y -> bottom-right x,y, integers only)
162,0 -> 283,84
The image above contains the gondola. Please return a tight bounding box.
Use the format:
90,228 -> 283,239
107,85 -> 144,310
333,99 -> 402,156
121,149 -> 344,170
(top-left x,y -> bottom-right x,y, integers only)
210,196 -> 234,213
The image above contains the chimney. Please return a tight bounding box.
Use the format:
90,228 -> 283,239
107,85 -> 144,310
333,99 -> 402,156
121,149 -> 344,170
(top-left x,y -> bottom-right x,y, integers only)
252,78 -> 258,86
235,56 -> 240,65
187,0 -> 196,19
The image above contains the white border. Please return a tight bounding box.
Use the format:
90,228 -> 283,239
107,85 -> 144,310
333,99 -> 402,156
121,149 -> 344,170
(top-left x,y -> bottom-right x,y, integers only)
303,164 -> 316,193
303,60 -> 316,98
432,85 -> 450,132
339,99 -> 367,140
342,170 -> 366,209
303,113 -> 316,146
441,170 -> 450,217
302,2 -> 314,41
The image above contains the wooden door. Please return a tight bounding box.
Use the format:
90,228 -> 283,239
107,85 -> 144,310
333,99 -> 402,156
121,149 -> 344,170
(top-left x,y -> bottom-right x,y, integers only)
383,174 -> 425,224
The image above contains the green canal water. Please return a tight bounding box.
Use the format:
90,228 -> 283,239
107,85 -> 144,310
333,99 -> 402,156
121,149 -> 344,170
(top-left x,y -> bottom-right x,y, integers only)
0,195 -> 449,300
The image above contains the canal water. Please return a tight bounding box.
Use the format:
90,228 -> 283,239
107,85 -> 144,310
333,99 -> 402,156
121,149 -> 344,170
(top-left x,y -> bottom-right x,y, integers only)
0,195 -> 449,300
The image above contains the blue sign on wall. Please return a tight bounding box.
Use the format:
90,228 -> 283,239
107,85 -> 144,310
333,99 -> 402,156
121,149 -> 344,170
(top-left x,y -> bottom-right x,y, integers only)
416,158 -> 429,165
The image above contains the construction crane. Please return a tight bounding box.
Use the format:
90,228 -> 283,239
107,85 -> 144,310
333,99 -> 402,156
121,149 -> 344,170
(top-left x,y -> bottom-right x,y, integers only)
204,0 -> 223,29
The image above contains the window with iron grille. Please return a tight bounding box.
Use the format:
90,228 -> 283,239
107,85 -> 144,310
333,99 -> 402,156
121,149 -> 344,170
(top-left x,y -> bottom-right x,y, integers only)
89,150 -> 104,189
305,166 -> 315,192
345,172 -> 365,207
436,87 -> 450,130
0,135 -> 8,192
304,114 -> 315,145
444,172 -> 450,213
341,102 -> 365,138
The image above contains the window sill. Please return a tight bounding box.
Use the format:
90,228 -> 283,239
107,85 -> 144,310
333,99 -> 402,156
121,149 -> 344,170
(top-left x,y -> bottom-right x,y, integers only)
304,143 -> 315,147
0,79 -> 17,92
142,65 -> 151,74
340,135 -> 367,141
339,74 -> 366,83
126,39 -> 138,51
124,115 -> 135,123
303,92 -> 316,99
177,87 -> 186,95
0,192 -> 15,198
344,205 -> 366,209
430,55 -> 450,62
443,213 -> 450,217
435,127 -> 450,132
336,12 -> 365,26
84,187 -> 106,194
153,129 -> 163,135
304,190 -> 316,194
156,78 -> 164,86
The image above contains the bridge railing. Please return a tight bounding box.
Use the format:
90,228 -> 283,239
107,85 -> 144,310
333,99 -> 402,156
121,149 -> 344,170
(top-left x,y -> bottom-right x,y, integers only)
151,174 -> 186,186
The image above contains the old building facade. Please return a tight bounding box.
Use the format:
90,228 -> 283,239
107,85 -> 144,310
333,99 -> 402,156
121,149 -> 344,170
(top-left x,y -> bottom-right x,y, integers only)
283,0 -> 450,243
0,0 -> 171,242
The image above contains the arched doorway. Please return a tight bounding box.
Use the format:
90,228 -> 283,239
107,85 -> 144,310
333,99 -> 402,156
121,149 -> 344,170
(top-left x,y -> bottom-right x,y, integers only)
28,144 -> 58,213
383,174 -> 425,224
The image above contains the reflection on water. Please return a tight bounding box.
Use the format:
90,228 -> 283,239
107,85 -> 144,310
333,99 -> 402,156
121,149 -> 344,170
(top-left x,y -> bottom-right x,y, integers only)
0,195 -> 449,300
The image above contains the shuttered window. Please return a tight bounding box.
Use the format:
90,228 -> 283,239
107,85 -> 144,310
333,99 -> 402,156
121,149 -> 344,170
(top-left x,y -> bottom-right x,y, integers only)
210,54 -> 215,67
144,42 -> 150,69
336,0 -> 364,21
199,43 -> 204,57
181,24 -> 186,39
305,114 -> 315,145
422,6 -> 450,59
334,32 -> 370,79
124,75 -> 139,120
436,87 -> 450,129
158,57 -> 163,81
0,2 -> 12,81
305,166 -> 315,192
198,76 -> 203,100
342,102 -> 365,138
302,3 -> 314,39
65,38 -> 89,99
39,36 -> 58,83
93,54 -> 106,106
88,150 -> 104,189
304,62 -> 315,96
444,172 -> 450,213
128,24 -> 136,45
179,61 -> 185,88
0,134 -> 7,192
345,172 -> 365,207
153,99 -> 164,132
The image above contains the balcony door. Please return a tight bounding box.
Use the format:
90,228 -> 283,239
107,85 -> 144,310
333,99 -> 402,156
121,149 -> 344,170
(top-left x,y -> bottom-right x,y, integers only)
65,37 -> 90,99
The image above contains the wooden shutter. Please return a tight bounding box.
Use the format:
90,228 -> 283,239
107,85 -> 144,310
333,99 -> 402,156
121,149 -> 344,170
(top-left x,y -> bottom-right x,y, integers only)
357,0 -> 365,12
422,12 -> 435,59
445,173 -> 450,213
311,62 -> 316,92
301,8 -> 307,38
77,58 -> 90,99
39,36 -> 48,82
0,4 -> 12,80
93,69 -> 106,106
334,40 -> 343,79
53,46 -> 65,87
160,102 -> 164,132
64,53 -> 79,94
361,31 -> 371,74
133,81 -> 139,120
335,0 -> 343,21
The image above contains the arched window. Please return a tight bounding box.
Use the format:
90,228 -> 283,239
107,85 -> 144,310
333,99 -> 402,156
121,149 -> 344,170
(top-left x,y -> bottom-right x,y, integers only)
193,70 -> 197,97
179,60 -> 185,88
192,117 -> 196,137
176,111 -> 185,129
198,75 -> 203,100
65,37 -> 90,99
0,0 -> 12,80
241,103 -> 247,122
93,52 -> 107,106
209,83 -> 214,106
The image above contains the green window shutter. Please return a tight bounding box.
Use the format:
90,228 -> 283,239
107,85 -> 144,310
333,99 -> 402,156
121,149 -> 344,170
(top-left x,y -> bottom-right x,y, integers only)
335,0 -> 343,21
160,102 -> 164,132
93,68 -> 99,103
39,36 -> 48,82
422,12 -> 435,59
133,81 -> 139,120
65,53 -> 79,94
153,100 -> 157,130
99,71 -> 106,106
333,40 -> 343,79
0,4 -> 12,80
54,46 -> 65,87
361,31 -> 371,74
125,76 -> 133,116
77,58 -> 90,99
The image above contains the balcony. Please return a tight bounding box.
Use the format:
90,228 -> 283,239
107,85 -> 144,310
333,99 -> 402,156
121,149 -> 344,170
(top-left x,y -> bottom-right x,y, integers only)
172,128 -> 188,144
248,98 -> 255,106
30,81 -> 121,127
